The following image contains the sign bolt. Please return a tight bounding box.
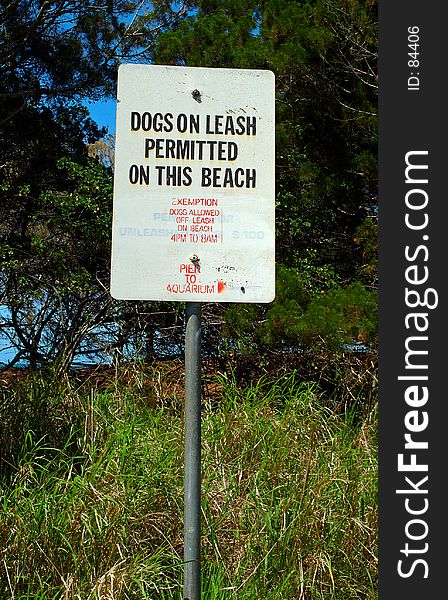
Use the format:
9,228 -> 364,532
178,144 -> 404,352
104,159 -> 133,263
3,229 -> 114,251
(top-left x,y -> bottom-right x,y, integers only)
190,254 -> 201,272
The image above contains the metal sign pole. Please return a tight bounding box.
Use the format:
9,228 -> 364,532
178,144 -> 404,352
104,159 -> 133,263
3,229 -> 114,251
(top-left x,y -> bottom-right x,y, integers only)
183,302 -> 202,600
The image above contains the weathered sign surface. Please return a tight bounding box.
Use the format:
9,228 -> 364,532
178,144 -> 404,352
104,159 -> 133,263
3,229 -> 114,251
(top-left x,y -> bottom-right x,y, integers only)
110,64 -> 275,302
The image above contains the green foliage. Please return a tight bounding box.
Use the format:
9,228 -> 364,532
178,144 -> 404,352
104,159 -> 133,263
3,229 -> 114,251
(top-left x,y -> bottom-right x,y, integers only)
0,0 -> 173,104
0,103 -> 107,295
354,216 -> 378,288
154,1 -> 265,68
222,264 -> 376,353
154,0 -> 379,355
1,0 -> 378,365
0,155 -> 114,369
153,0 -> 378,280
0,373 -> 82,483
222,303 -> 260,354
262,280 -> 377,350
299,282 -> 377,349
0,367 -> 377,598
41,157 -> 113,267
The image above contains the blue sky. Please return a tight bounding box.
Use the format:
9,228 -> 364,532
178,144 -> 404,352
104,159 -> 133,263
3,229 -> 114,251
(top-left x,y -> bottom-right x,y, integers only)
85,98 -> 117,135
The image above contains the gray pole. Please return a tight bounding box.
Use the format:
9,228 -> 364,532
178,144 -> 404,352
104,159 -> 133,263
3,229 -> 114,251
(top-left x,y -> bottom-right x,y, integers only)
183,302 -> 202,600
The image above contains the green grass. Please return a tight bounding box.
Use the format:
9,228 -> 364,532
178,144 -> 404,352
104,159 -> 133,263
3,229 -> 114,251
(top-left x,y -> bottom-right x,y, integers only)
0,366 -> 377,599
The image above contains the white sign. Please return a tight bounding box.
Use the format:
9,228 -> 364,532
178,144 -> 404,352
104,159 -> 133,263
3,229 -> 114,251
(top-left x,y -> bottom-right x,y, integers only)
110,64 -> 275,302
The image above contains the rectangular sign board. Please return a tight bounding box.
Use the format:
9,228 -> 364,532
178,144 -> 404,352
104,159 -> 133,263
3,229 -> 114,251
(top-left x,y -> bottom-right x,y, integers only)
110,64 -> 275,302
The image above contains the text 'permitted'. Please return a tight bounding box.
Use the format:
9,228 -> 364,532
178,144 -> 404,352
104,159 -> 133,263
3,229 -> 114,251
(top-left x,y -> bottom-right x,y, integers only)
110,64 -> 275,302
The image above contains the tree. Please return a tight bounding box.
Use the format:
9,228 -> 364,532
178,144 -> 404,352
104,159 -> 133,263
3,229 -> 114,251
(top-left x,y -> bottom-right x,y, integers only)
150,0 -> 378,353
150,0 -> 377,272
1,157 -> 112,369
0,0 -> 189,102
1,0 -> 378,367
0,1 -> 190,369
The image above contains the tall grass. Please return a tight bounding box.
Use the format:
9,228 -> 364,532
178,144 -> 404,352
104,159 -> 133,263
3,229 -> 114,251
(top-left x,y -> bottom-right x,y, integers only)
0,366 -> 377,599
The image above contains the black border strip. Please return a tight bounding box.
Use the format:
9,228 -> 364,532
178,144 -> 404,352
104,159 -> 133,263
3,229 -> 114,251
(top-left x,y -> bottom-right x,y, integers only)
379,2 -> 446,595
